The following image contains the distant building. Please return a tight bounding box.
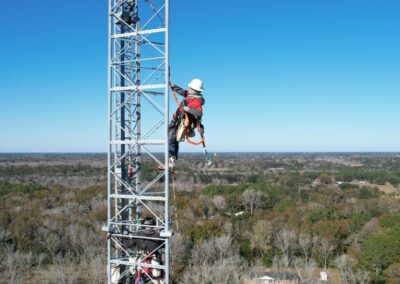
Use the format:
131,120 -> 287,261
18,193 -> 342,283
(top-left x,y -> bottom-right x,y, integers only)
243,272 -> 300,284
224,211 -> 246,217
320,271 -> 328,281
268,167 -> 286,173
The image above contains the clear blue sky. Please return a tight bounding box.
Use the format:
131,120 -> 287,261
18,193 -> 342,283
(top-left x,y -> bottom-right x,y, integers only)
1,0 -> 399,152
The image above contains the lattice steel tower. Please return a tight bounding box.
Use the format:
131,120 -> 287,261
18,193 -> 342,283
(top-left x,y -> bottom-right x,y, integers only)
105,0 -> 170,283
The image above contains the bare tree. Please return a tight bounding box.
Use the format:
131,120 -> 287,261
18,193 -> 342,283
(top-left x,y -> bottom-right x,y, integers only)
182,234 -> 244,284
355,269 -> 369,284
79,246 -> 106,284
191,234 -> 232,265
335,254 -> 356,284
41,231 -> 61,261
171,232 -> 188,266
181,254 -> 243,284
294,257 -> 318,284
249,220 -> 272,256
213,195 -> 227,210
319,238 -> 334,271
274,228 -> 297,268
2,245 -> 37,284
197,195 -> 214,218
3,246 -> 19,283
311,235 -> 320,261
298,233 -> 312,265
358,218 -> 380,242
241,189 -> 263,213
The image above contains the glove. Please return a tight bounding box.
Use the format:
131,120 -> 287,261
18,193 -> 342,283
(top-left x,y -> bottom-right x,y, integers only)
183,106 -> 190,112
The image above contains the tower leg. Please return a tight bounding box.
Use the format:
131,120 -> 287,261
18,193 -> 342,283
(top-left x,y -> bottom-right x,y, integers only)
107,0 -> 170,283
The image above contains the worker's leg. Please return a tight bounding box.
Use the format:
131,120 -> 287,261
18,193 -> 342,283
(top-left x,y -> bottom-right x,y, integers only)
157,121 -> 178,171
168,124 -> 179,159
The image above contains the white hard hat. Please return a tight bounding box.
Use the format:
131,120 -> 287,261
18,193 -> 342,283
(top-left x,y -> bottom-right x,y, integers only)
188,78 -> 204,92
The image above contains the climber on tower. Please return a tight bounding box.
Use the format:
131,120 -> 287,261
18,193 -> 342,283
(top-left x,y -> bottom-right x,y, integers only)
158,78 -> 205,172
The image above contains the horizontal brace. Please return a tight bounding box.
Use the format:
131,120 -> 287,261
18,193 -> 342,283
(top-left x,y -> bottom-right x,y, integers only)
110,232 -> 166,242
142,91 -> 165,95
111,194 -> 165,201
111,84 -> 165,92
140,139 -> 166,145
112,57 -> 165,65
144,191 -> 165,195
111,139 -> 166,145
112,28 -> 166,39
110,258 -> 166,270
109,221 -> 164,229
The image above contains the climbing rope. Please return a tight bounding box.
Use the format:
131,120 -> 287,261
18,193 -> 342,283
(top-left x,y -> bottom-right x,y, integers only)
171,175 -> 179,231
170,174 -> 178,279
171,89 -> 206,145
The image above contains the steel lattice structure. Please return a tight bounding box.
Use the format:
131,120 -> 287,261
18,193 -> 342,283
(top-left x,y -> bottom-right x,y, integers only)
105,0 -> 170,283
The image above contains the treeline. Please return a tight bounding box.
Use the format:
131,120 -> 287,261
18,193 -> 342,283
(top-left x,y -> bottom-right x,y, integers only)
172,176 -> 400,283
0,154 -> 400,283
0,181 -> 106,283
336,169 -> 400,186
0,164 -> 105,177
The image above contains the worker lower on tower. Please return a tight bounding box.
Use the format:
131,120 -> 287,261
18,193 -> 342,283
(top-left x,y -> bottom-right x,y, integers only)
159,78 -> 205,172
108,217 -> 164,284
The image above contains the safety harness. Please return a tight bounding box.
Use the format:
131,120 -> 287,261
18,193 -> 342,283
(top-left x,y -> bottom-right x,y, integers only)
171,88 -> 206,145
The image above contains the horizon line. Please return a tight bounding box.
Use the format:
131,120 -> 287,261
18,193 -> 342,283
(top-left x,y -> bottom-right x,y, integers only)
1,151 -> 400,155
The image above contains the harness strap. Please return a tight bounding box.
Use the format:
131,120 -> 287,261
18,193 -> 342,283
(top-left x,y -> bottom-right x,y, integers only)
171,89 -> 206,145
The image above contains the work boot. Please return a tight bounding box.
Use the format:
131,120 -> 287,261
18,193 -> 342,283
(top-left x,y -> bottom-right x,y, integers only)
157,157 -> 176,173
169,156 -> 176,172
